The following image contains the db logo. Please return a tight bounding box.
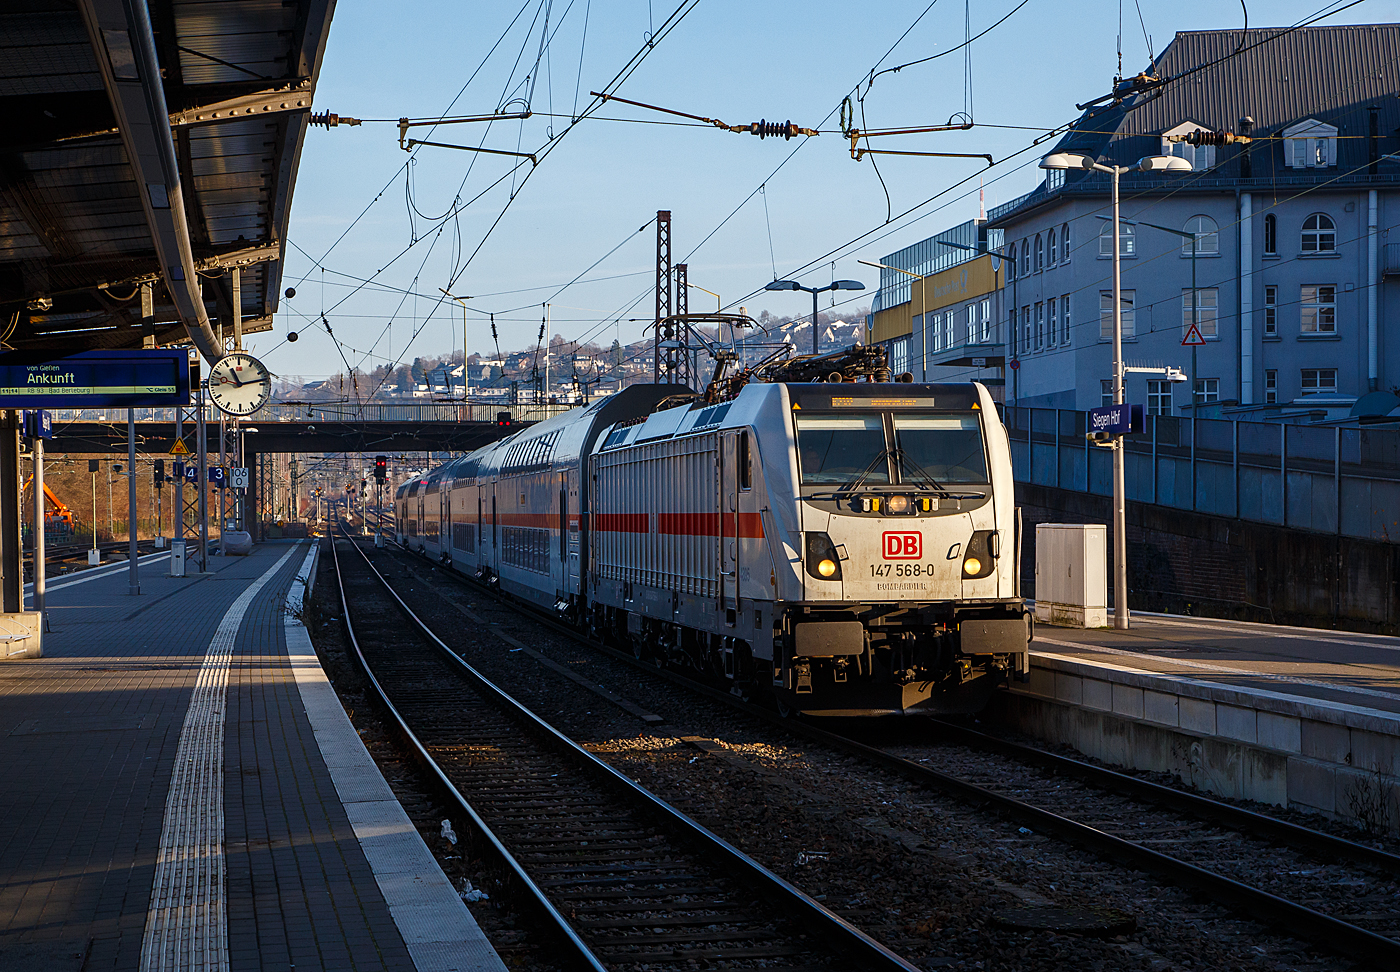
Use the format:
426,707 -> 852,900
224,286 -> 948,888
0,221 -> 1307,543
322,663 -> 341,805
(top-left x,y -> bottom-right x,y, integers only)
882,531 -> 922,560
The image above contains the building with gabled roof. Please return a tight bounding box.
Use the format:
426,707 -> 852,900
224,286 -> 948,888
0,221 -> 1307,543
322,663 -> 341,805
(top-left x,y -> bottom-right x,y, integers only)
986,23 -> 1400,420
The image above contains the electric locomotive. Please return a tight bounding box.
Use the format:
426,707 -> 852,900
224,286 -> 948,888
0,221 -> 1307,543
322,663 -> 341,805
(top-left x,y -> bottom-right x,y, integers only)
395,344 -> 1029,716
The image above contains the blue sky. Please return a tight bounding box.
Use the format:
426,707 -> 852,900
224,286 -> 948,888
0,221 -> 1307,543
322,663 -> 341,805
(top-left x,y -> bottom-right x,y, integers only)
260,0 -> 1396,385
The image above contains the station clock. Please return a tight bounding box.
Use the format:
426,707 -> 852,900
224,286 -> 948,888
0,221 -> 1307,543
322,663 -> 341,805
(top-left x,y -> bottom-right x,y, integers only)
207,352 -> 272,415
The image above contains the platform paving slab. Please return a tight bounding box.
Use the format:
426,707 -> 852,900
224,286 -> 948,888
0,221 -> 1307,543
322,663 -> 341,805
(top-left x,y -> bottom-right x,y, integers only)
0,540 -> 504,972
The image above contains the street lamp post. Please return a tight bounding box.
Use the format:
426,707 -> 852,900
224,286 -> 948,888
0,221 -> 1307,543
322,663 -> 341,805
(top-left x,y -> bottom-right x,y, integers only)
923,240 -> 1020,400
441,290 -> 473,404
1040,151 -> 1192,629
765,278 -> 866,356
858,259 -> 932,379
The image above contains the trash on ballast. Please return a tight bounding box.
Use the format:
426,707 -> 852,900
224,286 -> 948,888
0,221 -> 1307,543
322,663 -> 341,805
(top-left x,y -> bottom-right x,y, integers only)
794,850 -> 830,866
1018,827 -> 1034,836
459,880 -> 489,902
440,819 -> 458,845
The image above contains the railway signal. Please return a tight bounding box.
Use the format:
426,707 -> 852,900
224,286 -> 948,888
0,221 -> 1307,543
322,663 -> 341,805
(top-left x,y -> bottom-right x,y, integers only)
374,456 -> 387,482
153,459 -> 165,488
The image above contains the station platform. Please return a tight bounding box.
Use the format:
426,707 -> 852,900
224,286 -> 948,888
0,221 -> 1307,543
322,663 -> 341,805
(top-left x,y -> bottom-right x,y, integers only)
0,540 -> 504,972
992,609 -> 1400,835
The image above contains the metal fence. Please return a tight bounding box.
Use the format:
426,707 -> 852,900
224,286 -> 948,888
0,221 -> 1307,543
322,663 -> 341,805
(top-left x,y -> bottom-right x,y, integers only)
1003,407 -> 1400,542
44,401 -> 577,425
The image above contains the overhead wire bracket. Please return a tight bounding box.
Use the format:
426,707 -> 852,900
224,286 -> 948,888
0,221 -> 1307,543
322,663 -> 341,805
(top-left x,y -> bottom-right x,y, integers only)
589,91 -> 817,139
839,100 -> 991,166
396,111 -> 536,163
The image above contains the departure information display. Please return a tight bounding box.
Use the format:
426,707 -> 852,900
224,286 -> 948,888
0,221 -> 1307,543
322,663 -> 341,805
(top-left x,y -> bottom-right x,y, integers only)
0,349 -> 190,406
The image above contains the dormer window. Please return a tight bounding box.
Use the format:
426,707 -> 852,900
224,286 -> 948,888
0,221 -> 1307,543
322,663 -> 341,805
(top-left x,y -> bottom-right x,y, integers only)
1282,118 -> 1338,169
1161,121 -> 1215,171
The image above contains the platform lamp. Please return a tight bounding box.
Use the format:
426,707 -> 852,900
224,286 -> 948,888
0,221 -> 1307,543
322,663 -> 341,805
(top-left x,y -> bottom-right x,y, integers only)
765,278 -> 865,356
1039,150 -> 1192,629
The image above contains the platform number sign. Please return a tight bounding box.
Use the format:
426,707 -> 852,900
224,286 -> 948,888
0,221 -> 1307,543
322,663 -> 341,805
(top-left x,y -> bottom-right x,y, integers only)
183,463 -> 199,484
209,466 -> 227,489
231,467 -> 249,489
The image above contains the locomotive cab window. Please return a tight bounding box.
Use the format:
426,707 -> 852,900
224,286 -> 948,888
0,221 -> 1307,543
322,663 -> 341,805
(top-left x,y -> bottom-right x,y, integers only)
739,431 -> 752,490
795,415 -> 890,485
894,415 -> 988,484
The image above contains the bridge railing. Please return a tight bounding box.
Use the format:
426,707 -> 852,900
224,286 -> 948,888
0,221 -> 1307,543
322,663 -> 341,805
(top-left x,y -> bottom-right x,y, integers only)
44,401 -> 578,425
1003,406 -> 1400,542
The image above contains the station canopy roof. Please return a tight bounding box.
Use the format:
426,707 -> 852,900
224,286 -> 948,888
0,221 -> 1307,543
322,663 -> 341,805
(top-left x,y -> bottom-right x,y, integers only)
1,0 -> 336,360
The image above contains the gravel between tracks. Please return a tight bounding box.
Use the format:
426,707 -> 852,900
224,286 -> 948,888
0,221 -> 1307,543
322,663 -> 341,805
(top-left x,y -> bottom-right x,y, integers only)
344,542 -> 1385,972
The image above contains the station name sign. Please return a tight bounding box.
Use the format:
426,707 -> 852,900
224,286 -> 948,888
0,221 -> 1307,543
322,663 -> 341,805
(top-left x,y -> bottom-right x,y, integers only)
0,349 -> 191,407
1087,402 -> 1145,435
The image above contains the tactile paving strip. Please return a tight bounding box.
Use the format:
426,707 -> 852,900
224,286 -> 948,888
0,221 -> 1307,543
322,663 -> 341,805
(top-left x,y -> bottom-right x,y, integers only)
139,546 -> 300,972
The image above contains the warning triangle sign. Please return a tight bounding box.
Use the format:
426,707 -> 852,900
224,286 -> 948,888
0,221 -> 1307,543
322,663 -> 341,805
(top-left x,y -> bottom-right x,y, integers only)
1182,323 -> 1207,346
168,438 -> 190,456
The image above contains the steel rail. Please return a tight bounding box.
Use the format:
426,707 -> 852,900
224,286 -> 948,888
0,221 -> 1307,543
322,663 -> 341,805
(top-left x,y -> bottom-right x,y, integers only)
398,540 -> 1400,967
929,718 -> 1400,880
340,532 -> 922,972
329,533 -> 608,971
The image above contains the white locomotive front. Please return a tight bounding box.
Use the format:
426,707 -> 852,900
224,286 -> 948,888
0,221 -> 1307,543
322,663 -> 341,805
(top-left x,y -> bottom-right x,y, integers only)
588,380 -> 1027,716
393,354 -> 1029,717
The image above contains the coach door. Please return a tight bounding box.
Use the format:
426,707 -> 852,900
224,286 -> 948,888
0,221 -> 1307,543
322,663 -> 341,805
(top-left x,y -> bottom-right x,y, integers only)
719,431 -> 740,619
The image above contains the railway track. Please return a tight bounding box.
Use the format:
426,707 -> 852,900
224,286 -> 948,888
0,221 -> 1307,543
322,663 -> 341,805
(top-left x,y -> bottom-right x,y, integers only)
329,531 -> 919,971
382,537 -> 1400,968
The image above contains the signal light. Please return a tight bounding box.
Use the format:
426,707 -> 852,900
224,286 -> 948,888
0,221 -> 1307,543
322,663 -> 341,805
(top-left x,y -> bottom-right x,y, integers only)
495,411 -> 512,427
374,455 -> 387,482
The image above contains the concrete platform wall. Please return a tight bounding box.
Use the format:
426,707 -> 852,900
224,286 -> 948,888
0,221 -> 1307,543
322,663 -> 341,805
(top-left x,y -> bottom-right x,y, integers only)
989,653 -> 1400,836
1017,481 -> 1400,633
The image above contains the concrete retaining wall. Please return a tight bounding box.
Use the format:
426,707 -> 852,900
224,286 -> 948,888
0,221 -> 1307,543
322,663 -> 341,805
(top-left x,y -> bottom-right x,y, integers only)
988,652 -> 1400,836
1016,481 -> 1400,633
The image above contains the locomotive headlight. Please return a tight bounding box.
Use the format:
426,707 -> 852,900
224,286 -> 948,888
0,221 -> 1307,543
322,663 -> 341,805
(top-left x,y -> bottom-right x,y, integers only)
885,494 -> 910,514
962,556 -> 982,576
805,532 -> 843,581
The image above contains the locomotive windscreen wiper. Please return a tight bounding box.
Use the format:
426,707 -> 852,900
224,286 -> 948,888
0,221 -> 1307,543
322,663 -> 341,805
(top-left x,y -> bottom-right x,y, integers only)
890,447 -> 949,496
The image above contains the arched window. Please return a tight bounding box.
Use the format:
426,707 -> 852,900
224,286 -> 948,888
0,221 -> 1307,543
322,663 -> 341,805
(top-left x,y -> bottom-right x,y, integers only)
1182,215 -> 1219,255
1061,222 -> 1070,262
1263,213 -> 1277,255
1098,220 -> 1135,257
1301,213 -> 1335,252
1047,227 -> 1057,265
1035,234 -> 1043,271
1020,240 -> 1030,276
1006,249 -> 1015,281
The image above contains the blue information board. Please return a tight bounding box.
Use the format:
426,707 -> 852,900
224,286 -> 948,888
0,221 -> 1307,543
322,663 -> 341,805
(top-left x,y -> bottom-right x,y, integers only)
0,349 -> 190,407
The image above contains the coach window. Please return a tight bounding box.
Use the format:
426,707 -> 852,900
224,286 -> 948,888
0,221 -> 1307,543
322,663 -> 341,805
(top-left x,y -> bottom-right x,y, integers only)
739,431 -> 752,490
795,414 -> 889,485
893,415 -> 989,484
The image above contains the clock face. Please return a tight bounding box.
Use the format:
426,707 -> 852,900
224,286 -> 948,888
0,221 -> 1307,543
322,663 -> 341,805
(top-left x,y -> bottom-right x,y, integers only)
208,353 -> 272,416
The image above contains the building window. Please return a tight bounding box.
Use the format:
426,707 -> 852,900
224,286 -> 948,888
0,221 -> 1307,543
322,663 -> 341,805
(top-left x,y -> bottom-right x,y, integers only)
964,304 -> 975,344
1264,285 -> 1277,335
1147,379 -> 1173,416
1006,250 -> 1016,281
1265,369 -> 1277,403
1101,379 -> 1115,407
1047,227 -> 1057,266
980,298 -> 991,342
1035,234 -> 1043,272
1300,285 -> 1336,333
1263,213 -> 1277,255
1283,119 -> 1338,169
1100,290 -> 1135,339
1301,213 -> 1335,252
1061,222 -> 1070,263
889,336 -> 909,376
1182,288 -> 1218,338
1061,294 -> 1071,345
1182,215 -> 1219,255
945,310 -> 955,350
1301,368 -> 1337,394
1020,240 -> 1031,276
1194,378 -> 1220,403
1098,220 -> 1135,257
1034,301 -> 1044,349
1021,305 -> 1031,353
932,312 -> 943,352
1047,297 -> 1058,347
1045,167 -> 1064,192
